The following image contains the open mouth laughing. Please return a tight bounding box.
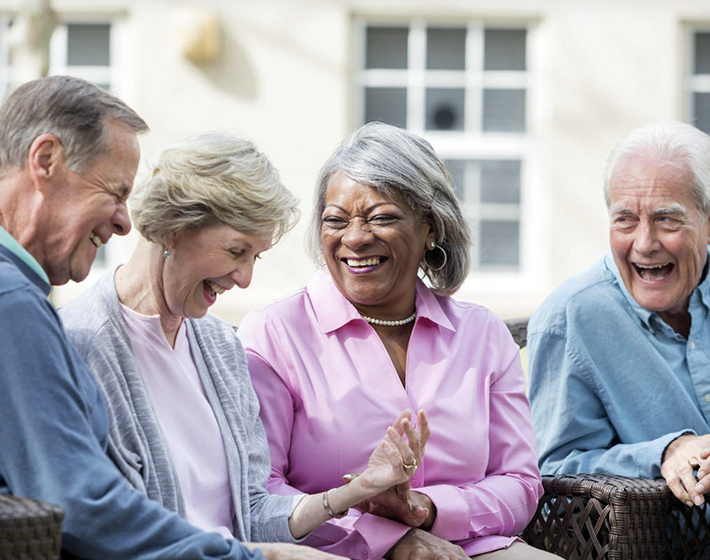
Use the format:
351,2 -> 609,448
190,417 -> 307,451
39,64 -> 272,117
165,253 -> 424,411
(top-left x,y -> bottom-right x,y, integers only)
342,256 -> 388,273
89,232 -> 103,249
203,279 -> 228,301
633,262 -> 674,281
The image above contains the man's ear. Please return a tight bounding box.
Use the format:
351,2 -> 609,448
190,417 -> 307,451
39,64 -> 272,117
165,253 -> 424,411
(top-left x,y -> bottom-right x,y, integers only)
27,133 -> 65,188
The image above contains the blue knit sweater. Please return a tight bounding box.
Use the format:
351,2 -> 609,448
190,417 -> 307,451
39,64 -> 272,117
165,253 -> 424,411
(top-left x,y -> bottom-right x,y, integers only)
0,245 -> 261,560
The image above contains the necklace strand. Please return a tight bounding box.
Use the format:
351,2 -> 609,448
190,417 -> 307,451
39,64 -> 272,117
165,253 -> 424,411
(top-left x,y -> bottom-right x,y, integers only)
360,311 -> 417,327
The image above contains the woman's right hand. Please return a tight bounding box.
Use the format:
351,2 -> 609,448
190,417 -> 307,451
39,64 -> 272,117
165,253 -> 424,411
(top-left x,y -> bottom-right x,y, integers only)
386,529 -> 468,560
244,542 -> 349,559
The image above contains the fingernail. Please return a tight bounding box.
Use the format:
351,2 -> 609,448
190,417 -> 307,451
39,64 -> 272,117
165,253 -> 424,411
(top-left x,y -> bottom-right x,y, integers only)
696,483 -> 705,493
695,495 -> 705,506
699,472 -> 706,479
686,500 -> 694,507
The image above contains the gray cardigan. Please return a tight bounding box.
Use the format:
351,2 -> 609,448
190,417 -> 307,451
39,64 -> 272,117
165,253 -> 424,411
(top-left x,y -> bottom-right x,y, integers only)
60,268 -> 300,544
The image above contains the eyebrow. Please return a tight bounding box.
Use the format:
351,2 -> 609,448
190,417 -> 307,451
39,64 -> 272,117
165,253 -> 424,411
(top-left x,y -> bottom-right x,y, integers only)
324,202 -> 396,213
608,203 -> 688,216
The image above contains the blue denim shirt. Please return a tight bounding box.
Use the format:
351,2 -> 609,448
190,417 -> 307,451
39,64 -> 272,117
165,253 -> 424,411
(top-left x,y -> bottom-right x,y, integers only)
528,250 -> 710,479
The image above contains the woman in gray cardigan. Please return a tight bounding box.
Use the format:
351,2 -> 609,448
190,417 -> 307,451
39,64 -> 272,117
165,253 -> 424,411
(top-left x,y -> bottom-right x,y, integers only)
60,132 -> 429,560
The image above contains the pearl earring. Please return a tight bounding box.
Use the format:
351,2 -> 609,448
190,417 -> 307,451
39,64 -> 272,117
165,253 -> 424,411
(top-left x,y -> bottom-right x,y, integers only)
163,248 -> 171,258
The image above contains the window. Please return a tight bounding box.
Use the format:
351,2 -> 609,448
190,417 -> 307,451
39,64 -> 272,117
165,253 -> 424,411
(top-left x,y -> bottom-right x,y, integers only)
690,30 -> 710,134
356,21 -> 533,274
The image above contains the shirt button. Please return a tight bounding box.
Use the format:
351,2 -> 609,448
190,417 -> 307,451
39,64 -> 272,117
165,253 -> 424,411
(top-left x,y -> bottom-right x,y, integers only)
360,551 -> 369,559
705,394 -> 710,403
411,479 -> 420,488
690,341 -> 697,350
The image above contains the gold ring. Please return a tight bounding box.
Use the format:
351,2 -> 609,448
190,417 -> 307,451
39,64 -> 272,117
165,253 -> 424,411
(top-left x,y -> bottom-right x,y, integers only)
402,457 -> 418,474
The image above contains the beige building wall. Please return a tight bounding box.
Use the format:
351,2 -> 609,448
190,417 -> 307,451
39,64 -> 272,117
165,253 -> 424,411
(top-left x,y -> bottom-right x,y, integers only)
7,0 -> 709,324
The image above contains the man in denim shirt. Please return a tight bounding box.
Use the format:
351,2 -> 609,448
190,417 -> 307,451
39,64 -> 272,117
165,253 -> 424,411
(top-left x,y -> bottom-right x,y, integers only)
529,121 -> 710,509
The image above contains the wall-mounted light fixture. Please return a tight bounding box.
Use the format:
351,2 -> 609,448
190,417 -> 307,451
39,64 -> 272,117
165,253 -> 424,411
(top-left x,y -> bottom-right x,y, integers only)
174,7 -> 220,65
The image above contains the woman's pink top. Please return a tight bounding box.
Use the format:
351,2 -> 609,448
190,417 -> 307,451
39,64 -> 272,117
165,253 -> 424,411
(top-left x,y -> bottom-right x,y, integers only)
239,269 -> 542,559
119,304 -> 234,538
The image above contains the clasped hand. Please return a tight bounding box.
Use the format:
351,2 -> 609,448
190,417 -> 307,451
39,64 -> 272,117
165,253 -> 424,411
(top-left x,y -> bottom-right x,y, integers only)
348,410 -> 433,527
661,433 -> 710,506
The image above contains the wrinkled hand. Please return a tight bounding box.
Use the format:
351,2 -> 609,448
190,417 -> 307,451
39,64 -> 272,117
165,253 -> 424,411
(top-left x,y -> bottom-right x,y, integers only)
357,410 -> 430,494
345,476 -> 434,528
661,434 -> 710,506
244,542 -> 348,559
387,528 -> 468,560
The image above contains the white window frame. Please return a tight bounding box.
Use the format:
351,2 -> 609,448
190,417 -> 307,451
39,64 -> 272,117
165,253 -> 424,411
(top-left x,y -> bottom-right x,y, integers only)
686,25 -> 710,130
352,17 -> 542,296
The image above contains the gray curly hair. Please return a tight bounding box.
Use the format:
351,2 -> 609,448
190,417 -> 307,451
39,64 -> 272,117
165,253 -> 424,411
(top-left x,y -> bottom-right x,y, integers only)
309,123 -> 471,296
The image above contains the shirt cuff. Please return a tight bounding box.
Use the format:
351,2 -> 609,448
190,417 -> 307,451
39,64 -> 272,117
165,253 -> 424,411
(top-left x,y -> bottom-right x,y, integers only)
415,484 -> 470,541
639,429 -> 697,479
352,513 -> 411,560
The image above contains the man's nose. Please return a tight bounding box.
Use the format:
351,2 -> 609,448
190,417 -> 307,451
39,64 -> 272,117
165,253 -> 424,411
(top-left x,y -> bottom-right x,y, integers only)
634,221 -> 660,254
112,202 -> 131,236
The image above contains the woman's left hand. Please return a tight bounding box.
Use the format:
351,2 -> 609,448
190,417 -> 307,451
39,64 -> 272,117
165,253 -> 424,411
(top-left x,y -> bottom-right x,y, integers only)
344,478 -> 435,528
356,409 -> 430,494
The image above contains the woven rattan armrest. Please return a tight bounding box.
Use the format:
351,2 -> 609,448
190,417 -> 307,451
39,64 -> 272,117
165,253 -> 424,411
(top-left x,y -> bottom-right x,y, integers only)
0,494 -> 63,560
522,473 -> 671,559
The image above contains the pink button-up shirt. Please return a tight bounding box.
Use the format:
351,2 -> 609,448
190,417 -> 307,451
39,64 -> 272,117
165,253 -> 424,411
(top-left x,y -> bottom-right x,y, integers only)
239,269 -> 542,559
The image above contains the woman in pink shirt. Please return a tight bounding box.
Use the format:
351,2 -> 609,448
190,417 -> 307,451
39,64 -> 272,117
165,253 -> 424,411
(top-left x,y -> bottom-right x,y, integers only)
61,132 -> 430,560
239,123 -> 555,560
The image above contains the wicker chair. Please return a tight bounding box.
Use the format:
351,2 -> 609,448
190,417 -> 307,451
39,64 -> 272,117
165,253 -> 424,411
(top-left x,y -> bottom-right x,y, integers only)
505,317 -> 710,559
0,494 -> 63,560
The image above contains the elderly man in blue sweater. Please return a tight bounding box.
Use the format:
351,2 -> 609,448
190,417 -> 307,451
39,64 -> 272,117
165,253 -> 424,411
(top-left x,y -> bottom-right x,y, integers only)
0,76 -> 337,560
529,121 -> 710,511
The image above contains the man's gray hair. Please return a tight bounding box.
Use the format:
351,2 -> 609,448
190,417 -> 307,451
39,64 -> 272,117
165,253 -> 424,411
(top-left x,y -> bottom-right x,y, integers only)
309,122 -> 471,296
0,75 -> 148,174
604,121 -> 710,214
131,132 -> 300,245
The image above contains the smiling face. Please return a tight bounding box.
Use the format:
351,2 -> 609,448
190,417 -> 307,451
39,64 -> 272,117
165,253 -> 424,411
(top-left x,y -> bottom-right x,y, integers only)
39,121 -> 140,284
321,171 -> 433,318
160,223 -> 272,320
609,155 -> 710,324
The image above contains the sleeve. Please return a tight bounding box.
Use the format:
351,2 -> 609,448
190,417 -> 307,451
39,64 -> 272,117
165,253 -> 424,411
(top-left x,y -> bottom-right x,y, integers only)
239,311 -> 411,560
0,290 -> 261,560
415,324 -> 543,542
230,334 -> 304,544
527,329 -> 685,479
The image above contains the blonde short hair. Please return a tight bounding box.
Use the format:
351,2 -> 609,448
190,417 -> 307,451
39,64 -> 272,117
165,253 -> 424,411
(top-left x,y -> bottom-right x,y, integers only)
131,132 -> 299,245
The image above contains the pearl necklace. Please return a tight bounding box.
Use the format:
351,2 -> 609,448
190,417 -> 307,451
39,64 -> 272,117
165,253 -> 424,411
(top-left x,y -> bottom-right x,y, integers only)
360,311 -> 417,327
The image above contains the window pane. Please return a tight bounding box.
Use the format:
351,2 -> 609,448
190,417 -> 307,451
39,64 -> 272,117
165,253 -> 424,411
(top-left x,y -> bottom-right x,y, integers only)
484,29 -> 526,71
426,27 -> 466,70
366,27 -> 408,69
695,32 -> 710,75
67,24 -> 110,66
94,245 -> 107,267
365,87 -> 407,127
445,160 -> 466,200
482,89 -> 525,132
479,220 -> 519,267
426,88 -> 465,131
481,160 -> 520,203
695,92 -> 710,134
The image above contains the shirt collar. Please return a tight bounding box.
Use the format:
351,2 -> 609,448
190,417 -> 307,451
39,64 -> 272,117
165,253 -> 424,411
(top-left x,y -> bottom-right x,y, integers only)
0,225 -> 50,285
307,267 -> 456,334
604,249 -> 710,329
